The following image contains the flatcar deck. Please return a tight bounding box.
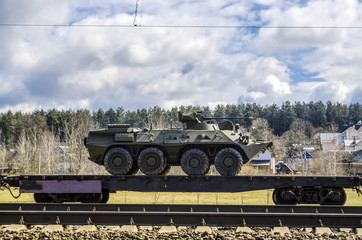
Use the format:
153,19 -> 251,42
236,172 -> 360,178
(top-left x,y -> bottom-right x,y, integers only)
1,174 -> 360,192
1,175 -> 361,205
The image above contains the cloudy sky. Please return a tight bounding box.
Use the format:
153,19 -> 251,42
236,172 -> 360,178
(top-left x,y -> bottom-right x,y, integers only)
0,0 -> 361,112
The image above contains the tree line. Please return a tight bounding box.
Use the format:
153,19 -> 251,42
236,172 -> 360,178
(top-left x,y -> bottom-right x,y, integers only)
0,101 -> 361,148
0,101 -> 360,175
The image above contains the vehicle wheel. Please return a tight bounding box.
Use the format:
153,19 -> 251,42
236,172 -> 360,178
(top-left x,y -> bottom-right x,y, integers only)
128,166 -> 139,175
160,165 -> 171,175
138,148 -> 166,175
204,164 -> 211,175
104,147 -> 133,175
180,149 -> 209,175
214,148 -> 242,176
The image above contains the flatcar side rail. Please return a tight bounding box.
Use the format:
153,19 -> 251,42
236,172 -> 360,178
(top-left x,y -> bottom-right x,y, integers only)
1,175 -> 361,193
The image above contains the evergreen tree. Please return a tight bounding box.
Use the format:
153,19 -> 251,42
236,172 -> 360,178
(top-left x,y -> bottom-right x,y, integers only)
93,109 -> 106,127
348,103 -> 362,123
294,101 -> 307,120
308,101 -> 327,128
0,111 -> 16,146
214,104 -> 226,117
116,107 -> 125,123
278,101 -> 296,134
105,108 -> 117,124
263,103 -> 280,135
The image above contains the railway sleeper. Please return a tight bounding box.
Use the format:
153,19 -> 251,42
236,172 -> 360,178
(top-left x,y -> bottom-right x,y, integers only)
273,187 -> 346,205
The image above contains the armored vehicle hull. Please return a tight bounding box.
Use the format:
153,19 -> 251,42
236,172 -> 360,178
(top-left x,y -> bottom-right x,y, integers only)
84,112 -> 272,176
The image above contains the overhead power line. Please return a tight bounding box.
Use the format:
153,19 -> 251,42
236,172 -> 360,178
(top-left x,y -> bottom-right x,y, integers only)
133,0 -> 140,26
0,23 -> 362,29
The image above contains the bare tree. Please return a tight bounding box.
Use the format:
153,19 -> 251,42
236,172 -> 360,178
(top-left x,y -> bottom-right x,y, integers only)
0,144 -> 6,172
62,111 -> 106,174
15,129 -> 36,174
9,110 -> 105,175
281,120 -> 310,158
146,108 -> 170,129
250,118 -> 274,141
250,118 -> 281,158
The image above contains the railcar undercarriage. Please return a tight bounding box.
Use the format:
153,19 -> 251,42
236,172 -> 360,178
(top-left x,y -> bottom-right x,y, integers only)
1,175 -> 360,205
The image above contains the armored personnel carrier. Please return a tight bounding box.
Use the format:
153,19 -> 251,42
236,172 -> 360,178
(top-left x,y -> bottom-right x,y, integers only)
84,111 -> 272,176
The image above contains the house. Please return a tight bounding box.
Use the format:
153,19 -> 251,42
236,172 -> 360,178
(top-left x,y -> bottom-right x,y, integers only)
342,121 -> 362,132
317,133 -> 339,151
316,121 -> 362,152
350,150 -> 362,162
336,127 -> 362,151
247,150 -> 275,173
55,145 -> 69,154
347,150 -> 362,176
285,146 -> 315,174
297,151 -> 313,159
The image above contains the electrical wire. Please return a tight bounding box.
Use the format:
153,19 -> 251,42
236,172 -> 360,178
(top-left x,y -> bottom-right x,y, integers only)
133,0 -> 140,26
0,23 -> 361,29
0,179 -> 21,199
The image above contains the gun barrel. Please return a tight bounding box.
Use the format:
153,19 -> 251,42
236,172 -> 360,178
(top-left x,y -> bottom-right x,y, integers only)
204,116 -> 253,120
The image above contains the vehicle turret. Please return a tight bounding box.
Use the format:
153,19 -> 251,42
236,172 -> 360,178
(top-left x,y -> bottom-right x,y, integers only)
178,111 -> 219,130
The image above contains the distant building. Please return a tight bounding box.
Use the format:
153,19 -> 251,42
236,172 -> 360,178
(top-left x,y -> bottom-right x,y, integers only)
342,121 -> 362,132
297,151 -> 313,159
247,150 -> 275,173
347,150 -> 362,176
317,133 -> 339,151
315,121 -> 362,152
55,145 -> 69,154
350,150 -> 362,162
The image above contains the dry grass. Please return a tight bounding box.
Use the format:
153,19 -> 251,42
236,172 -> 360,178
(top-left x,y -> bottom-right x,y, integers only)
0,188 -> 360,206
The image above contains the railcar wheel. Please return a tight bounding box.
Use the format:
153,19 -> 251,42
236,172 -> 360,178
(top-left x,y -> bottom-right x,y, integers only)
321,187 -> 346,205
138,148 -> 166,175
100,189 -> 110,203
104,147 -> 133,175
180,149 -> 209,175
272,188 -> 297,205
34,193 -> 53,203
214,148 -> 242,176
79,193 -> 102,203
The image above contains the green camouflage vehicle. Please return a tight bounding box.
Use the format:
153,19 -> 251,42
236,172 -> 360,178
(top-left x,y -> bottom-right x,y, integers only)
84,111 -> 272,176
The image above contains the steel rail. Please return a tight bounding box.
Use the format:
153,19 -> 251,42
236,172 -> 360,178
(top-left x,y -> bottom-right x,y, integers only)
1,203 -> 361,213
0,204 -> 361,228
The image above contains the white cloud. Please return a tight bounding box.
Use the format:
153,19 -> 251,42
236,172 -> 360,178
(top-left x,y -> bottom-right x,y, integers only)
58,67 -> 121,92
265,75 -> 291,95
0,103 -> 41,113
0,0 -> 70,24
0,0 -> 361,113
255,0 -> 358,53
238,57 -> 292,104
309,82 -> 351,103
10,40 -> 41,69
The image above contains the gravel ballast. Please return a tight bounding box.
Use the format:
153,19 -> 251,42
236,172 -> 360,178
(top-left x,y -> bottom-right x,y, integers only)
0,226 -> 361,240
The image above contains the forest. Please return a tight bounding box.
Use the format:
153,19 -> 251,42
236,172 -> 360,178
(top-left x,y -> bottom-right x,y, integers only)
0,101 -> 361,175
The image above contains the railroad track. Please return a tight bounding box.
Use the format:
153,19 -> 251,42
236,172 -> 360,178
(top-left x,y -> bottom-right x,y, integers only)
0,203 -> 361,228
